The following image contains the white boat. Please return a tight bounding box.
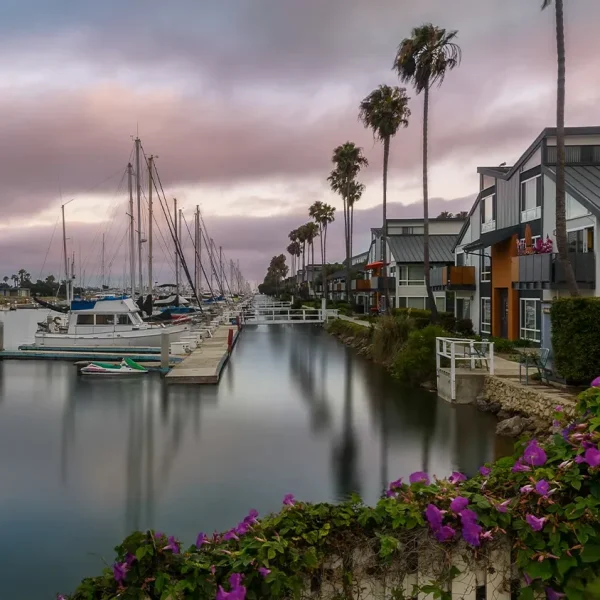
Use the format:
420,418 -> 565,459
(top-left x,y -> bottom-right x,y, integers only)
81,357 -> 149,375
34,296 -> 191,348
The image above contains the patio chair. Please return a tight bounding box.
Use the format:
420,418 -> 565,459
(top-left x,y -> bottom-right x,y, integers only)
519,348 -> 550,385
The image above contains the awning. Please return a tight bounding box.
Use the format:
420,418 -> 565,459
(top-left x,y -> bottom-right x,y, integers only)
365,261 -> 384,269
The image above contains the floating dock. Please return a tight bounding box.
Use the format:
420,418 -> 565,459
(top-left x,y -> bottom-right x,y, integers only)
165,325 -> 240,384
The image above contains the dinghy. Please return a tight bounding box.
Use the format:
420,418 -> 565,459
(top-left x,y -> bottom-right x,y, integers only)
80,357 -> 149,375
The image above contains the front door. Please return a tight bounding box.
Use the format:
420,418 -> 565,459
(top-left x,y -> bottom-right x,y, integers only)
500,289 -> 508,338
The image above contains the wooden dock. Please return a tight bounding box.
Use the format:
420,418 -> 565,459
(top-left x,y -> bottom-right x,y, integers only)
165,325 -> 240,384
0,349 -> 183,364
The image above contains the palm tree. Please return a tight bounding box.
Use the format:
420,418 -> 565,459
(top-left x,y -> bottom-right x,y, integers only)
328,143 -> 368,301
542,0 -> 578,296
304,222 -> 320,297
359,84 -> 411,313
437,210 -> 454,219
2,276 -> 8,285
309,201 -> 336,274
455,211 -> 468,219
11,274 -> 18,287
394,24 -> 461,321
347,180 -> 365,273
17,269 -> 26,286
296,225 -> 309,286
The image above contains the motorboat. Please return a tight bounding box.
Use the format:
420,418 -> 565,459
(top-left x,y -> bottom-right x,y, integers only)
81,357 -> 149,375
34,295 -> 191,348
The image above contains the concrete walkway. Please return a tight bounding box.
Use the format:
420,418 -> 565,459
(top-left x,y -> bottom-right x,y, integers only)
338,314 -> 372,328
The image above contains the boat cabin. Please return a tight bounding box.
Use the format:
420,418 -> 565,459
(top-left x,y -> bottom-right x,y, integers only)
67,297 -> 148,334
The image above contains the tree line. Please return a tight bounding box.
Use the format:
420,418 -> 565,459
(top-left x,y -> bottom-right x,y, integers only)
261,1 -> 577,308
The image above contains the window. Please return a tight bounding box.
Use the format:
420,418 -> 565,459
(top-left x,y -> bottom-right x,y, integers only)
389,266 -> 397,276
399,265 -> 425,286
520,298 -> 540,342
481,298 -> 491,334
435,296 -> 446,312
521,176 -> 542,222
481,194 -> 496,232
77,314 -> 94,325
456,252 -> 465,267
568,227 -> 594,253
401,226 -> 414,235
95,314 -> 114,325
117,314 -> 130,325
456,298 -> 471,320
407,297 -> 426,309
481,254 -> 491,282
566,194 -> 590,220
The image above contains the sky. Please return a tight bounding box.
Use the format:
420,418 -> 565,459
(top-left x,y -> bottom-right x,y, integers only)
1,0 -> 599,287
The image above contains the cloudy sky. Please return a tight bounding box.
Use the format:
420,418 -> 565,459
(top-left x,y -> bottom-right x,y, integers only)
1,0 -> 599,287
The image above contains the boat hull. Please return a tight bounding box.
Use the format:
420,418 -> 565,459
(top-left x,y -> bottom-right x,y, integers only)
80,366 -> 148,375
33,324 -> 191,348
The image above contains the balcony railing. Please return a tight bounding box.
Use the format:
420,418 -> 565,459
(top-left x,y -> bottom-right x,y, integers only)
350,277 -> 396,292
431,266 -> 476,291
512,252 -> 596,290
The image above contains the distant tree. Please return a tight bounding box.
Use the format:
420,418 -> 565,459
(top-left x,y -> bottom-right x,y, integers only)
437,211 -> 454,219
304,222 -> 320,294
455,210 -> 468,219
359,84 -> 411,313
11,274 -> 18,287
394,23 -> 461,321
17,269 -> 26,285
2,276 -> 8,285
309,201 -> 336,278
45,274 -> 56,286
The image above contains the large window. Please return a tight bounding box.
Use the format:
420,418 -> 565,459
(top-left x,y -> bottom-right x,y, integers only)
77,314 -> 94,325
481,194 -> 496,233
435,296 -> 446,312
520,298 -> 540,342
566,194 -> 590,220
456,298 -> 471,320
568,227 -> 594,253
456,252 -> 465,267
481,298 -> 491,334
117,314 -> 130,325
521,176 -> 542,222
399,265 -> 425,286
481,254 -> 491,282
95,314 -> 114,325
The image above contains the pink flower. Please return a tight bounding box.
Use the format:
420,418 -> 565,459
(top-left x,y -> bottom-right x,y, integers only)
545,588 -> 566,600
389,478 -> 403,490
163,535 -> 180,554
113,562 -> 128,584
196,532 -> 208,548
554,405 -> 563,413
480,530 -> 493,541
223,529 -> 240,542
526,514 -> 546,532
558,460 -> 572,469
496,500 -> 511,513
283,494 -> 296,506
258,567 -> 271,578
591,376 -> 600,388
520,484 -> 534,495
479,466 -> 491,477
512,461 -> 531,473
425,504 -> 444,531
448,471 -> 467,484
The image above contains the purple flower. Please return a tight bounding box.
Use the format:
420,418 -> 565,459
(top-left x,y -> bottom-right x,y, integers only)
163,535 -> 180,554
523,573 -> 534,586
258,567 -> 271,578
57,596 -> 67,600
154,531 -> 164,539
526,514 -> 546,532
450,496 -> 469,513
434,525 -> 456,542
575,454 -> 586,464
409,471 -> 430,485
283,494 -> 296,506
448,471 -> 467,484
244,509 -> 259,525
523,440 -> 547,467
520,484 -> 534,495
552,419 -> 561,428
385,489 -> 397,498
562,424 -> 576,441
459,509 -> 479,523
496,500 -> 511,513
555,405 -> 563,413
223,529 -> 240,542
592,376 -> 600,388
389,478 -> 403,490
125,552 -> 136,566
462,521 -> 482,547
545,588 -> 566,600
235,521 -> 250,536
479,466 -> 491,477
229,574 -> 244,588
512,461 -> 531,473
535,480 -> 550,496
584,447 -> 600,467
425,504 -> 444,531
113,562 -> 128,584
217,585 -> 247,600
196,532 -> 208,548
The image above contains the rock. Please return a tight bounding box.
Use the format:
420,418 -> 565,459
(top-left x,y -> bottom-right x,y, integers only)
496,416 -> 524,437
497,410 -> 512,420
421,381 -> 436,391
476,396 -> 501,414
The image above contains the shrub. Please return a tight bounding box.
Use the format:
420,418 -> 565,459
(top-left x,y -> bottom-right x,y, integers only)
551,298 -> 600,383
326,318 -> 372,344
393,307 -> 431,329
437,311 -> 456,333
455,318 -> 474,336
392,324 -> 450,385
371,314 -> 414,365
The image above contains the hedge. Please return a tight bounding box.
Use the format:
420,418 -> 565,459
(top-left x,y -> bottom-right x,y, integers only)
551,298 -> 600,384
392,307 -> 457,332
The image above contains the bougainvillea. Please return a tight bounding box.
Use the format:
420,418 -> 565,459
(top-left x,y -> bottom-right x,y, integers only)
60,388 -> 600,600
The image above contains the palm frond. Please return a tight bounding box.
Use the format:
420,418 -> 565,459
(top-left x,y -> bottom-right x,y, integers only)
541,0 -> 552,8
358,84 -> 411,141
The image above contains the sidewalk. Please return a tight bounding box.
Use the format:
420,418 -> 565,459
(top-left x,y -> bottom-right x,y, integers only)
338,314 -> 371,328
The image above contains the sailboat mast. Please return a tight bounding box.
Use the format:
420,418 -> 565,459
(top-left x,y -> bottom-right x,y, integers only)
178,208 -> 183,294
128,163 -> 135,298
101,234 -> 105,289
135,137 -> 143,297
174,198 -> 179,295
61,203 -> 69,304
219,246 -> 224,294
194,206 -> 200,296
148,155 -> 154,296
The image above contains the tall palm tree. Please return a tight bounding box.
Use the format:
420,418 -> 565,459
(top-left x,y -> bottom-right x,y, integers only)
304,222 -> 320,297
11,274 -> 18,287
542,0 -> 578,296
394,24 -> 461,321
309,201 -> 336,272
328,143 -> 368,301
347,180 -> 365,274
359,84 -> 411,313
296,225 -> 309,287
2,276 -> 8,285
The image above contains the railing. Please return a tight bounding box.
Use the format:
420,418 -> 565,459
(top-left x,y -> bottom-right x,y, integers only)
430,265 -> 476,290
512,252 -> 596,289
243,308 -> 339,325
436,337 -> 495,401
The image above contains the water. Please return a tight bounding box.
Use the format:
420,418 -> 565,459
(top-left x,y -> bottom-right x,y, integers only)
0,311 -> 511,598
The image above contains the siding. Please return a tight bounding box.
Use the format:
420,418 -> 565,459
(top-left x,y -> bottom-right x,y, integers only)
522,147 -> 542,172
543,175 -> 556,244
471,203 -> 481,240
497,176 -> 520,229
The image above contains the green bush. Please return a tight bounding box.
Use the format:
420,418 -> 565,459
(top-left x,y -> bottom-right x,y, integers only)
437,311 -> 456,333
326,318 -> 372,343
455,318 -> 474,336
392,325 -> 450,385
392,307 -> 431,329
371,314 -> 414,365
551,298 -> 600,384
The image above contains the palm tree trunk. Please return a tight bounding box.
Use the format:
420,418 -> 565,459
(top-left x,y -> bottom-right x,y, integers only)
382,136 -> 391,314
343,188 -> 351,302
554,0 -> 579,297
423,85 -> 438,322
319,224 -> 324,298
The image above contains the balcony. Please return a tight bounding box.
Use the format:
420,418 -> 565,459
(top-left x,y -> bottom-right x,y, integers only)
512,253 -> 596,290
351,277 -> 396,292
431,266 -> 476,291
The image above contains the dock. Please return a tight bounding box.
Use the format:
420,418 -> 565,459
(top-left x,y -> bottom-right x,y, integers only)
165,324 -> 240,384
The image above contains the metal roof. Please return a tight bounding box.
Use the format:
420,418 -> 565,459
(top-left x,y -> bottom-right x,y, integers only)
387,235 -> 457,264
544,166 -> 600,217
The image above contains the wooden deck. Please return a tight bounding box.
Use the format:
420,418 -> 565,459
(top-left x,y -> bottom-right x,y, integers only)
165,325 -> 240,384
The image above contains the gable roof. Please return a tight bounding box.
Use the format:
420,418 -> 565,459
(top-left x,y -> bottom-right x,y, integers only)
388,235 -> 457,264
544,165 -> 600,217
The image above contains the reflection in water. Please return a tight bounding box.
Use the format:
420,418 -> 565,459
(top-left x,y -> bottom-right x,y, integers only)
0,314 -> 507,598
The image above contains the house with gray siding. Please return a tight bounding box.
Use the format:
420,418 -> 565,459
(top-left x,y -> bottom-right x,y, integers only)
448,126 -> 600,347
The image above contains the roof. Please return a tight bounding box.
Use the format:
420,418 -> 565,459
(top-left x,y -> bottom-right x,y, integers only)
387,235 -> 457,264
544,165 -> 600,217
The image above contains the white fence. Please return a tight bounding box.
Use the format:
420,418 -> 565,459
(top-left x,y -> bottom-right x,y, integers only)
436,337 -> 495,402
243,308 -> 338,325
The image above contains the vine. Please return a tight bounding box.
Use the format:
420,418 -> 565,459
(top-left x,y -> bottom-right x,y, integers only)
61,388 -> 600,600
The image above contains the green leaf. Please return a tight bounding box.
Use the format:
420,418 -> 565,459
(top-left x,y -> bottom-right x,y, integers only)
581,544 -> 600,563
557,555 -> 578,576
135,547 -> 147,561
303,547 -> 318,568
519,588 -> 534,600
267,547 -> 276,560
526,560 -> 552,581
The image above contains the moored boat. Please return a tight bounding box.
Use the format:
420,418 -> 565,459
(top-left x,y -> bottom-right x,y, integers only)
81,357 -> 148,375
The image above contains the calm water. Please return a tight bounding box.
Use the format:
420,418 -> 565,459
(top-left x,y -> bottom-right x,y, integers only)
0,310 -> 510,598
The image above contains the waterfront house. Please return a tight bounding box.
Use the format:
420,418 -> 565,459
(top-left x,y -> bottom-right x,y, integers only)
365,218 -> 464,312
0,287 -> 30,298
448,126 -> 600,346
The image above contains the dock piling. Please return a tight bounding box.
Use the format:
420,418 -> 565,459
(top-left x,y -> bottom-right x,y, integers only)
161,332 -> 170,370
0,320 -> 3,351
